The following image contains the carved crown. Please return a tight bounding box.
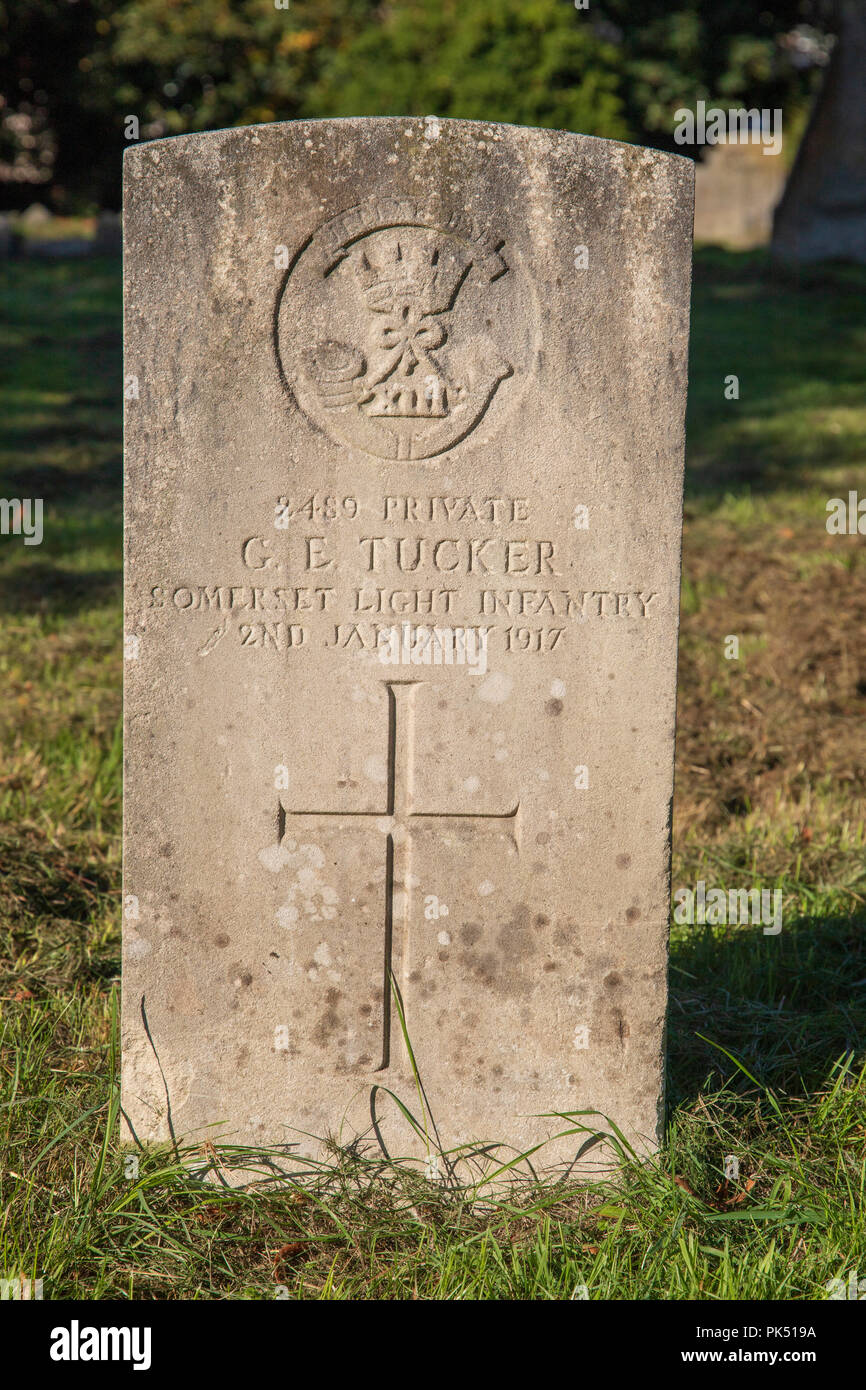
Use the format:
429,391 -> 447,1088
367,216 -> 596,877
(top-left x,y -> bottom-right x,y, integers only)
353,233 -> 467,315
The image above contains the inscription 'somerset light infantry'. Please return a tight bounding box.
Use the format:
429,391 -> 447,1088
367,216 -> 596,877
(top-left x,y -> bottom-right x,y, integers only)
123,118 -> 693,1174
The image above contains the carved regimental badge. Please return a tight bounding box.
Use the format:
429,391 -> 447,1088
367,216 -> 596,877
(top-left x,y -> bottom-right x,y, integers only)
276,198 -> 535,460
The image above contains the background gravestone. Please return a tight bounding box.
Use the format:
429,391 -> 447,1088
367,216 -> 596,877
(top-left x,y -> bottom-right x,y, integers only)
123,118 -> 693,1174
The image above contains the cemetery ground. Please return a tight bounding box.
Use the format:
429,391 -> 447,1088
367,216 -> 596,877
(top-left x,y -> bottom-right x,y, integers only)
0,249 -> 864,1301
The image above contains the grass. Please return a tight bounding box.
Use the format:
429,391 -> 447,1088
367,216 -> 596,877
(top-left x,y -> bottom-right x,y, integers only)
0,249 -> 864,1300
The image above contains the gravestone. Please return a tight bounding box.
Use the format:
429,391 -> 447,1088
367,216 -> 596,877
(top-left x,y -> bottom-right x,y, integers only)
123,118 -> 693,1176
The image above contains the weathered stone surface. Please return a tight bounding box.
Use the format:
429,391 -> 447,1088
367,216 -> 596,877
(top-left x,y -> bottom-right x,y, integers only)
123,118 -> 693,1176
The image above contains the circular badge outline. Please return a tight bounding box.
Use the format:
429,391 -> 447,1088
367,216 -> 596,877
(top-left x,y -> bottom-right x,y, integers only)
274,199 -> 535,462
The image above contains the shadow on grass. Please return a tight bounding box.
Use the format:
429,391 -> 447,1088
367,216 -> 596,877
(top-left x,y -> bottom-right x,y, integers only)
0,563 -> 120,616
668,909 -> 866,1110
2,421 -> 120,458
685,250 -> 866,503
0,830 -> 119,992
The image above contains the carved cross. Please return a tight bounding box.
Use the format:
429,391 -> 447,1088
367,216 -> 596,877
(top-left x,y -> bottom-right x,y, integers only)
278,680 -> 520,1068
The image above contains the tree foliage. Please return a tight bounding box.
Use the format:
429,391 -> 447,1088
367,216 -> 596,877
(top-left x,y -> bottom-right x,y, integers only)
0,0 -> 837,210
